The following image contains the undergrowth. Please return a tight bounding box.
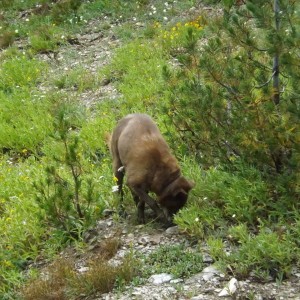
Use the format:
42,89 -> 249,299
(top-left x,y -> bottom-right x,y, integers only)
1,0 -> 300,298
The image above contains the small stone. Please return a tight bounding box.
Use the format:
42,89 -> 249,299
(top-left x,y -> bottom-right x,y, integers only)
148,273 -> 173,285
165,226 -> 179,235
203,253 -> 213,263
187,265 -> 222,283
149,234 -> 162,245
167,286 -> 176,293
127,233 -> 134,239
135,224 -> 144,230
77,266 -> 89,273
218,278 -> 238,297
138,236 -> 149,245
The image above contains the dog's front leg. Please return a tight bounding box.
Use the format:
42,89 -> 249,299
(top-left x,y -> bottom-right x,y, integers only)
131,190 -> 145,224
132,187 -> 166,223
137,200 -> 145,224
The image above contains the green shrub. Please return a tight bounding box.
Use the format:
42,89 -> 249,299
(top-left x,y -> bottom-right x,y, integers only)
34,102 -> 105,239
207,227 -> 297,280
50,0 -> 82,25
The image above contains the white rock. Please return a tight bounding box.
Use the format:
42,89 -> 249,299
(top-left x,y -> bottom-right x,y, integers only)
77,266 -> 89,273
148,273 -> 173,285
218,278 -> 239,297
191,295 -> 206,300
170,278 -> 183,284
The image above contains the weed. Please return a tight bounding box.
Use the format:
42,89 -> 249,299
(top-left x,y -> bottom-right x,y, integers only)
0,89 -> 52,152
98,238 -> 121,260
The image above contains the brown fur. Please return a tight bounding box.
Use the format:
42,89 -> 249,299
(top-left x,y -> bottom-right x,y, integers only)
110,113 -> 194,224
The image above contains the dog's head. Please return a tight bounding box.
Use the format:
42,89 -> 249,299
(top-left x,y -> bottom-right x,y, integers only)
158,176 -> 195,221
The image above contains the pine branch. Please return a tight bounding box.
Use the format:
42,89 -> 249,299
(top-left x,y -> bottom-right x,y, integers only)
254,71 -> 276,89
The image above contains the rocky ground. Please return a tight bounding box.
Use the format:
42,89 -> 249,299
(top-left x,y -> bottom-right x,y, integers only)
78,215 -> 300,300
34,5 -> 300,300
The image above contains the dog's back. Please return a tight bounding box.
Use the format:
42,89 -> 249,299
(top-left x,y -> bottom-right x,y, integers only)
111,114 -> 179,191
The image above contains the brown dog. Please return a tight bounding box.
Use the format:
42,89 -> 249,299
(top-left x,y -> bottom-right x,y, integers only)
110,113 -> 194,224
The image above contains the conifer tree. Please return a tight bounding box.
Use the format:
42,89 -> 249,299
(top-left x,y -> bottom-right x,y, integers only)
164,0 -> 300,196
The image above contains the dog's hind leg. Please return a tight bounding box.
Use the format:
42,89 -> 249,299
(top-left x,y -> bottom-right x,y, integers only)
113,161 -> 126,217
